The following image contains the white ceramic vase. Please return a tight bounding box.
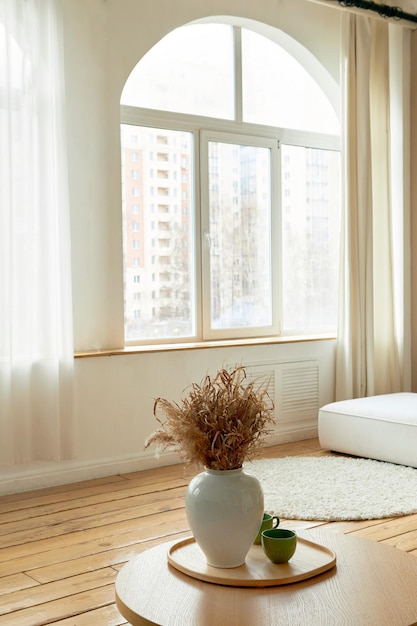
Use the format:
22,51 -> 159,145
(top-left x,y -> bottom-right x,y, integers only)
185,467 -> 264,568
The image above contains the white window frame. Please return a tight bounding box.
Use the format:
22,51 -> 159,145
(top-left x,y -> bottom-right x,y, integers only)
199,129 -> 281,340
120,21 -> 340,346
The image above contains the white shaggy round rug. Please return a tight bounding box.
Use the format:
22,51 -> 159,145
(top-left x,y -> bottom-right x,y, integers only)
245,456 -> 417,521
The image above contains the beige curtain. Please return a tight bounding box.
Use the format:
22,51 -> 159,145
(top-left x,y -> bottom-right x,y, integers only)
335,14 -> 410,400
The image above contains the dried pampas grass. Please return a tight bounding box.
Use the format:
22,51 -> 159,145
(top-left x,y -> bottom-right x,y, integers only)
144,366 -> 274,470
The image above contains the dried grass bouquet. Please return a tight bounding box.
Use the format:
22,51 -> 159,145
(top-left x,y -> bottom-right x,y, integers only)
144,366 -> 274,470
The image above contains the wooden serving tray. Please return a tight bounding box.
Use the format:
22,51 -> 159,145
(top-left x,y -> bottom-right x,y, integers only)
167,536 -> 336,587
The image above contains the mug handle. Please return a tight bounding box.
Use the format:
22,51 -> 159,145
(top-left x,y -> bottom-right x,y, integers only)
272,516 -> 280,528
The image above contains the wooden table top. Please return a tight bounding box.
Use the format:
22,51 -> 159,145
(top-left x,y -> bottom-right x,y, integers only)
115,529 -> 417,626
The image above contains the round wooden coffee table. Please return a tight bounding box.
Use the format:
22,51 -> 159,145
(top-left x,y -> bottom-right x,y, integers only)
115,529 -> 417,625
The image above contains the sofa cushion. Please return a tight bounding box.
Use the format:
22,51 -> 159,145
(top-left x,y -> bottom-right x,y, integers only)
318,392 -> 417,468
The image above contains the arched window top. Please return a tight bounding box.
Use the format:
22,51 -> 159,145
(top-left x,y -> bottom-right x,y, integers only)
121,23 -> 235,120
241,29 -> 339,134
121,23 -> 339,135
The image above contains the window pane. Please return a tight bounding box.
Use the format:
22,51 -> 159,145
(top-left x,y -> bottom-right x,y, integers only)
281,145 -> 340,330
207,141 -> 272,330
121,24 -> 234,120
241,29 -> 339,134
121,125 -> 195,341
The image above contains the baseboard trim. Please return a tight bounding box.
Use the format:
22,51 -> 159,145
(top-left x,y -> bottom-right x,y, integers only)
0,426 -> 318,496
0,450 -> 179,496
270,424 -> 318,445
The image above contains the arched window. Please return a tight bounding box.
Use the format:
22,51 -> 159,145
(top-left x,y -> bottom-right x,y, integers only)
120,23 -> 340,345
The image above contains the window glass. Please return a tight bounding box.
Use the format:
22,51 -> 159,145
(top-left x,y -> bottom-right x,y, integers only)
281,144 -> 340,330
241,29 -> 339,134
121,24 -> 235,120
206,140 -> 272,330
121,125 -> 195,341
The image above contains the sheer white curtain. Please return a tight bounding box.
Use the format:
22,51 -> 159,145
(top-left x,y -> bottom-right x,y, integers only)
335,14 -> 410,400
0,0 -> 74,463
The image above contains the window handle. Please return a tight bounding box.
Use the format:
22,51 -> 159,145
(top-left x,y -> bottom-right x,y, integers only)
204,231 -> 212,248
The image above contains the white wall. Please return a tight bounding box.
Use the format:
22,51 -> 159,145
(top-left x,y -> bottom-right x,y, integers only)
73,340 -> 337,462
0,339 -> 336,494
0,0 -> 341,495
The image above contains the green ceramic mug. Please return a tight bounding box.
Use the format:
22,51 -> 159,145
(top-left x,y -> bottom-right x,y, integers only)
254,512 -> 280,545
261,528 -> 297,563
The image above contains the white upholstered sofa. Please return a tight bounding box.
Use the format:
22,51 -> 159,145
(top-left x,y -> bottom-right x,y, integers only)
318,392 -> 417,469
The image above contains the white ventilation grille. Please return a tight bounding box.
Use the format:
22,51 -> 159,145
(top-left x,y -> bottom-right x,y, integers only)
281,363 -> 319,414
230,359 -> 321,441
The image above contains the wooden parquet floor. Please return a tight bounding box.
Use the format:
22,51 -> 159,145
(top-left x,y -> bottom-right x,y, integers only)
1,438 -> 417,625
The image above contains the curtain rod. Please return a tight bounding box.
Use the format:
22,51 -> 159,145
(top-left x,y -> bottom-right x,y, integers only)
339,1 -> 417,23
314,0 -> 417,24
